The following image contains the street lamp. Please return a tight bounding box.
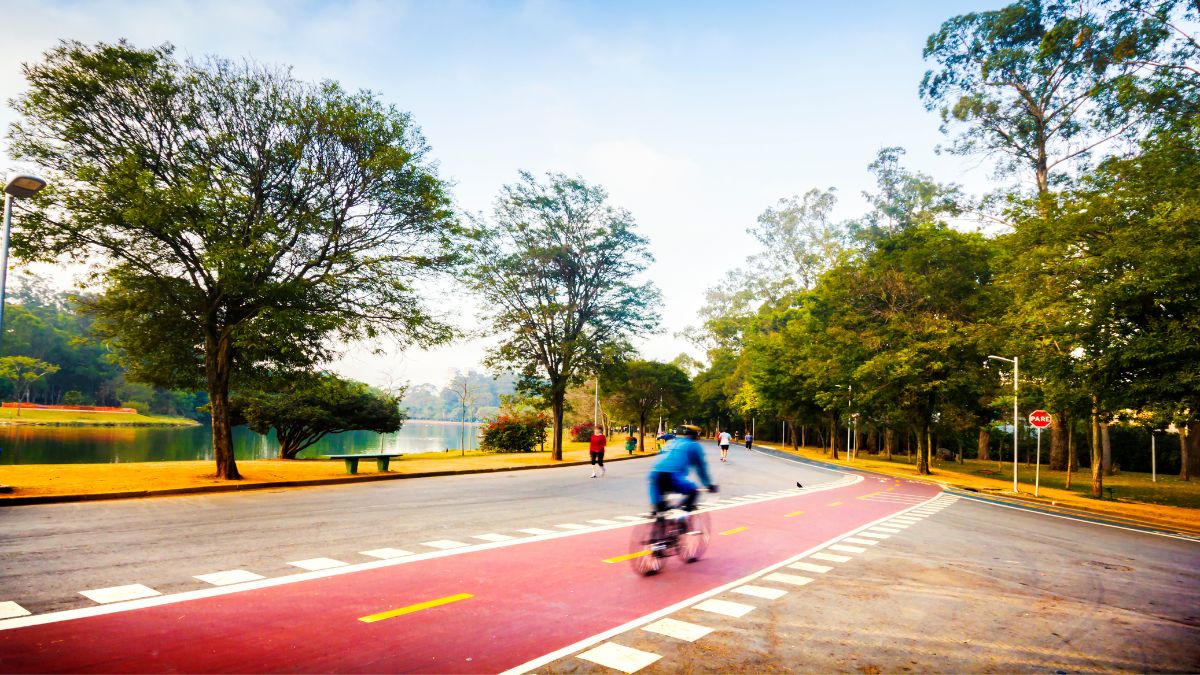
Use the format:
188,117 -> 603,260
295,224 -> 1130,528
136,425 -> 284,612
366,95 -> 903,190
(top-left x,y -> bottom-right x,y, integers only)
1,174 -> 49,341
835,384 -> 853,461
986,354 -> 1019,493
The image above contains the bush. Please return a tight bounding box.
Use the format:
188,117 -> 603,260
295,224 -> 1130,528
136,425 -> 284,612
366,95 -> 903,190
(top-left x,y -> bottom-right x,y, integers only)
482,413 -> 551,453
569,422 -> 593,442
121,400 -> 149,415
62,391 -> 85,405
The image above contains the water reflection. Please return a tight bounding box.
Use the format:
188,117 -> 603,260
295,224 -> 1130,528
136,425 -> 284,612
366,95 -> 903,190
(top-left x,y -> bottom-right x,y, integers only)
0,421 -> 482,464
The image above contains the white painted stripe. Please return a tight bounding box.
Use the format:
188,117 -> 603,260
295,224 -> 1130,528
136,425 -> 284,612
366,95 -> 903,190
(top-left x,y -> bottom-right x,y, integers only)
693,598 -> 756,618
517,528 -> 556,535
732,584 -> 788,600
788,561 -> 832,574
0,602 -> 30,620
883,522 -> 911,528
841,537 -> 878,546
193,570 -> 265,586
871,526 -> 902,533
421,540 -> 469,550
288,558 -> 347,571
763,572 -> 813,586
829,544 -> 866,554
588,519 -> 622,526
810,552 -> 851,563
555,523 -> 588,530
360,548 -> 414,560
615,515 -> 647,521
79,584 -> 160,604
641,617 -> 713,642
472,533 -> 516,542
859,531 -> 892,539
576,642 -> 661,673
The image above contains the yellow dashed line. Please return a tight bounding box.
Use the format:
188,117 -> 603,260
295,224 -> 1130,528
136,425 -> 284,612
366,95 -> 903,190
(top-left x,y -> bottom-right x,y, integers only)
857,491 -> 882,500
359,593 -> 473,623
828,501 -> 843,507
604,550 -> 650,564
720,526 -> 748,535
785,510 -> 805,517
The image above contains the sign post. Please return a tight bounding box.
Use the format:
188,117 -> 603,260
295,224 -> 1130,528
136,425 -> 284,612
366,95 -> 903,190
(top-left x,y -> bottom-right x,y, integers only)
1028,410 -> 1052,497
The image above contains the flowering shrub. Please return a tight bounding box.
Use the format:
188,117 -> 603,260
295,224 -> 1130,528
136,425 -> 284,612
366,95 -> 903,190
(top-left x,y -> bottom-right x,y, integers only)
481,412 -> 552,453
569,422 -> 593,442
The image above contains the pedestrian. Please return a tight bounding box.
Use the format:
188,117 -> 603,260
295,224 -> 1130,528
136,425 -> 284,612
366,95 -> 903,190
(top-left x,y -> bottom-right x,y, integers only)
589,427 -> 607,478
625,434 -> 637,455
745,431 -> 753,449
718,428 -> 732,462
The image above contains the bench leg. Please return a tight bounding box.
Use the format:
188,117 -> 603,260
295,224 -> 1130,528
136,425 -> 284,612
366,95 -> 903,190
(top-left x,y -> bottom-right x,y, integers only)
376,457 -> 391,472
343,458 -> 359,474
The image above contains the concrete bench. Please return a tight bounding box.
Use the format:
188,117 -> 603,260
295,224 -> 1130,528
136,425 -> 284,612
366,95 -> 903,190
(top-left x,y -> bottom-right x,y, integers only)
324,453 -> 403,474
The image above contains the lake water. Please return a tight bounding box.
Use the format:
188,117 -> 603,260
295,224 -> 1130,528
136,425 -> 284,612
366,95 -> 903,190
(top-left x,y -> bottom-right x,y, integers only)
0,420 -> 483,464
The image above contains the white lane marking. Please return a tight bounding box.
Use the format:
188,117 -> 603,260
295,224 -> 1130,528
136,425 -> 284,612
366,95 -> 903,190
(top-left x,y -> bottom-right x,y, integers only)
641,617 -> 713,642
0,602 -> 30,619
576,642 -> 661,673
357,547 -> 415,557
194,570 -> 265,586
588,519 -> 622,526
732,585 -> 788,600
883,522 -> 911,529
79,584 -> 160,604
810,552 -> 851,563
288,558 -> 347,571
788,561 -> 832,574
892,516 -> 922,521
615,516 -> 646,521
872,526 -> 902,533
693,598 -> 756,618
829,544 -> 867,554
421,540 -> 469,550
763,572 -> 813,586
555,523 -> 588,530
472,533 -> 517,542
841,537 -> 878,546
859,531 -> 892,539
517,528 -> 557,535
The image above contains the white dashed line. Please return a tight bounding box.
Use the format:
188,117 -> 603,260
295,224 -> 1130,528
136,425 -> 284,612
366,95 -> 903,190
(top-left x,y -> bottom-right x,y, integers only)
693,598 -> 756,618
829,544 -> 867,554
763,572 -> 813,586
360,548 -> 415,559
79,584 -> 161,604
472,533 -> 517,542
810,552 -> 851,563
555,523 -> 588,530
841,537 -> 878,546
288,557 -> 348,571
0,602 -> 30,619
576,642 -> 661,673
859,530 -> 892,539
732,584 -> 788,600
788,561 -> 833,574
421,540 -> 470,550
194,570 -> 265,586
517,528 -> 557,535
615,516 -> 646,521
641,617 -> 713,642
871,526 -> 902,533
588,519 -> 622,526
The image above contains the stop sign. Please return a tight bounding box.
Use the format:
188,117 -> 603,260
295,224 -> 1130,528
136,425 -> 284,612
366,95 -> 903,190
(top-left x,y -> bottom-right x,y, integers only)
1028,409 -> 1052,428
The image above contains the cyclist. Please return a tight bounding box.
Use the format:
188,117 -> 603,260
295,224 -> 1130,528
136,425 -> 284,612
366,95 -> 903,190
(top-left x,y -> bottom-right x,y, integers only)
648,424 -> 717,525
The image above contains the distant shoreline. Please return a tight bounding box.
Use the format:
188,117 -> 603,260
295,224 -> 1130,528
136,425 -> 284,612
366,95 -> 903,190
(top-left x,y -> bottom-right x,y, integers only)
406,419 -> 484,426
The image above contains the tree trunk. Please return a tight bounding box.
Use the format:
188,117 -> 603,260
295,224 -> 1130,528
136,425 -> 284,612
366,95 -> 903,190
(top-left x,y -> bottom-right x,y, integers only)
977,427 -> 990,461
918,424 -> 931,475
1184,420 -> 1200,480
637,411 -> 646,452
550,392 -> 565,461
1102,423 -> 1113,475
1090,399 -> 1103,498
205,329 -> 241,480
801,425 -> 806,448
1180,423 -> 1190,481
884,428 -> 894,460
829,418 -> 839,460
1049,412 -> 1067,470
1065,420 -> 1076,489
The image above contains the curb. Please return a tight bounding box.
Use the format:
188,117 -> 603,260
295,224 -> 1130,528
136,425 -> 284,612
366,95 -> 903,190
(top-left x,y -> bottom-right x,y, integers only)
0,451 -> 657,507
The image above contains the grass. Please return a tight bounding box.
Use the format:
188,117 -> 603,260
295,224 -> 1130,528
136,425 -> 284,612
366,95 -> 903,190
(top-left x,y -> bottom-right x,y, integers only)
0,407 -> 200,426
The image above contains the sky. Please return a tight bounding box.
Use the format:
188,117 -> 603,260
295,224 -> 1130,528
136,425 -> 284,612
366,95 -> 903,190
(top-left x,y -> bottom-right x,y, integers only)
0,0 -> 1002,390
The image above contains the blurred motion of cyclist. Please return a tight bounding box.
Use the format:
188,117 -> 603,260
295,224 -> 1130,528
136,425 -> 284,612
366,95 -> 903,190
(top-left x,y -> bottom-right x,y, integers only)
648,424 -> 717,521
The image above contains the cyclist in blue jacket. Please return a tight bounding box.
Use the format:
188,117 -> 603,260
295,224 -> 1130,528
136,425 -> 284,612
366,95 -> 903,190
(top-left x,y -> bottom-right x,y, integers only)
649,424 -> 717,518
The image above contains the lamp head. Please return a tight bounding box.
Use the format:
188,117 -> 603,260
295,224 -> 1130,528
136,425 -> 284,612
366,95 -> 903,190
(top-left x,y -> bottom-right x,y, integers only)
4,174 -> 48,199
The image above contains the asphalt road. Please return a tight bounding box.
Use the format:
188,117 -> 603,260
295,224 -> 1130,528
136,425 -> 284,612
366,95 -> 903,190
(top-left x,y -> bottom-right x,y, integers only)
2,443 -> 1197,672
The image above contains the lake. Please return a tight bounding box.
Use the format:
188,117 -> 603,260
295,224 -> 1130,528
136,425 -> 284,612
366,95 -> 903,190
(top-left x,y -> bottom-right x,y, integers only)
0,420 -> 483,464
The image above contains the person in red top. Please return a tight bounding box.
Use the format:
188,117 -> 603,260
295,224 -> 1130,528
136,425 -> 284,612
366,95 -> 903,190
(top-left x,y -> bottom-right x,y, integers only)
589,427 -> 607,478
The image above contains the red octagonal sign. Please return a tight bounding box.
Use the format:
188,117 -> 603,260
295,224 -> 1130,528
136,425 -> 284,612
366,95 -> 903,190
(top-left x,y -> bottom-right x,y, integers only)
1028,409 -> 1053,429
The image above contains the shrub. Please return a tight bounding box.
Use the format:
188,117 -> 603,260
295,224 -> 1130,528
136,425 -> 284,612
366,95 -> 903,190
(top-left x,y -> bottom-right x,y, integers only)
569,422 -> 594,442
482,412 -> 551,453
62,391 -> 85,406
121,400 -> 149,415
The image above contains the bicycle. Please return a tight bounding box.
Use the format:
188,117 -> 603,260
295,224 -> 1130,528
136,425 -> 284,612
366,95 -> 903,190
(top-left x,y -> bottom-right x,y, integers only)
627,492 -> 712,576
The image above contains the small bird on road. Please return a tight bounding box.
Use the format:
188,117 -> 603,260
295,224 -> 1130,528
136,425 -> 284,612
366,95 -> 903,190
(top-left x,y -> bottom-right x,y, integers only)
796,481 -> 803,488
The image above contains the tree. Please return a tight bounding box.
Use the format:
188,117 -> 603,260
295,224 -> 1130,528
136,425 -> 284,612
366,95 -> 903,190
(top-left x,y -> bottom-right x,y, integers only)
606,360 -> 692,452
465,172 -> 660,460
0,356 -> 60,415
921,0 -> 1157,194
232,374 -> 405,459
9,41 -> 458,479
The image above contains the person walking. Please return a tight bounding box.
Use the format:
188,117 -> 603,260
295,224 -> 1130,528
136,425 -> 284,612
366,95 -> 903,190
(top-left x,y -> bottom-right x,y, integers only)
718,429 -> 732,462
589,427 -> 607,478
744,431 -> 753,449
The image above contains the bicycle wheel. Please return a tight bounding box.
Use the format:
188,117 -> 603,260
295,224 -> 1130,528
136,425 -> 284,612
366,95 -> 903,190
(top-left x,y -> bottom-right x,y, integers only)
628,520 -> 664,576
679,511 -> 711,563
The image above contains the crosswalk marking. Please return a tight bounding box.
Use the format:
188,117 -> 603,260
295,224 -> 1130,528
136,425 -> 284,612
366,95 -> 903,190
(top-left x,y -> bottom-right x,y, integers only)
287,557 -> 348,571
420,540 -> 469,550
859,531 -> 892,539
555,523 -> 588,530
472,533 -> 516,542
517,528 -> 556,535
732,584 -> 788,600
841,537 -> 878,546
693,598 -> 756,618
194,570 -> 265,586
642,617 -> 713,642
577,642 -> 661,673
360,548 -> 415,559
763,572 -> 814,586
0,601 -> 31,619
79,584 -> 161,604
788,561 -> 833,573
810,552 -> 851,563
830,544 -> 866,554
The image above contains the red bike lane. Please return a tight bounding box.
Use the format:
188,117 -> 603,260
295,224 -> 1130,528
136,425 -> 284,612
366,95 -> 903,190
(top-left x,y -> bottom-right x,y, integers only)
0,476 -> 939,673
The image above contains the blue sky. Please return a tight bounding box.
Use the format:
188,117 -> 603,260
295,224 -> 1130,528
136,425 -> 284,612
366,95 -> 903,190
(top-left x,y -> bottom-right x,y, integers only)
1,0 -> 1002,389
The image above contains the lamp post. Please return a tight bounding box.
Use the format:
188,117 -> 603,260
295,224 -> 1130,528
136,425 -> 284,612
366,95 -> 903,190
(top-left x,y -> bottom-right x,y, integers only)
1,175 -> 49,342
836,384 -> 853,461
986,355 -> 1019,493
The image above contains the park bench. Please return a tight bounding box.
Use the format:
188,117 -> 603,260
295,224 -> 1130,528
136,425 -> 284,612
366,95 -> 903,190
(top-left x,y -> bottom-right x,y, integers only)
324,453 -> 403,474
